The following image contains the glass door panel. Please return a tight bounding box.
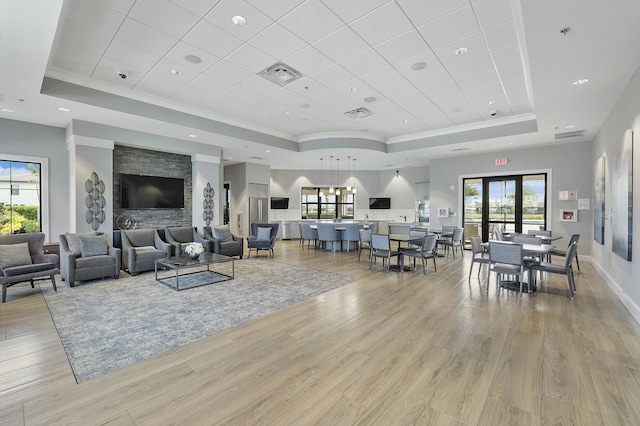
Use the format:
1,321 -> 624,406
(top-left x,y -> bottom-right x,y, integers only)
522,174 -> 547,233
463,179 -> 482,247
487,178 -> 517,239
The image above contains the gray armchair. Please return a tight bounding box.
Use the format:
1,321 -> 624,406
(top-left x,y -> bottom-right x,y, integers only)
59,232 -> 121,287
121,229 -> 172,275
0,232 -> 58,302
164,227 -> 211,256
247,223 -> 279,258
203,226 -> 243,258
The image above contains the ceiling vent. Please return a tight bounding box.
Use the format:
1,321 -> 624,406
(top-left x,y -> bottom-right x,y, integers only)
257,62 -> 303,86
344,107 -> 374,119
450,147 -> 470,152
555,129 -> 585,140
248,156 -> 265,161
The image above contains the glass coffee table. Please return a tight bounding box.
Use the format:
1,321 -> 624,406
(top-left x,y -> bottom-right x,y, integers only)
155,252 -> 235,291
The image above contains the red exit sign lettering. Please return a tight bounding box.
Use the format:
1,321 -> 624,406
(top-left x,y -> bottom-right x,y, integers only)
495,157 -> 508,166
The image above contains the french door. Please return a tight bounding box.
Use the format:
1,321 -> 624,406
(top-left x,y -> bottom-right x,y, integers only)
463,174 -> 547,242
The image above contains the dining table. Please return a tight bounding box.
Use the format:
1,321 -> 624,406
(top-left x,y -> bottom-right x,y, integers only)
482,240 -> 556,292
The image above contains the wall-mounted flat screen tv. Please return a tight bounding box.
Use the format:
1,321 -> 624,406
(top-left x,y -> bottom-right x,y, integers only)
120,174 -> 184,209
369,197 -> 391,209
270,197 -> 289,209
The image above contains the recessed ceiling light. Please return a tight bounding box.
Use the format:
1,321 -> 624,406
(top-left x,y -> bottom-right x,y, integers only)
170,69 -> 182,75
565,125 -> 575,129
1,108 -> 14,113
404,119 -> 409,124
184,54 -> 202,64
265,150 -> 271,153
363,96 -> 377,103
453,107 -> 464,112
232,15 -> 247,26
454,47 -> 468,55
348,87 -> 357,92
487,100 -> 495,105
572,78 -> 589,85
188,134 -> 196,138
58,107 -> 70,112
284,111 -> 290,115
410,62 -> 427,71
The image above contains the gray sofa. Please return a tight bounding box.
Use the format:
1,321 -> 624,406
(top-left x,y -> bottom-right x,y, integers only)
203,226 -> 244,258
120,229 -> 172,275
0,232 -> 58,302
59,232 -> 121,287
164,226 -> 211,256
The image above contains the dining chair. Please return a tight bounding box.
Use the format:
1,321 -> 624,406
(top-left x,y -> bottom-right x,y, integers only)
530,242 -> 578,298
299,223 -> 318,250
488,241 -> 528,293
316,223 -> 341,251
528,229 -> 552,237
370,234 -> 402,274
358,228 -> 373,263
400,235 -> 437,276
437,227 -> 464,258
548,234 -> 580,272
341,223 -> 363,252
493,227 -> 504,241
468,235 -> 490,281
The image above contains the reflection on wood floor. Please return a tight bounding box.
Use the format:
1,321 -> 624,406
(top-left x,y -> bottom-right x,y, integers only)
1,240 -> 640,425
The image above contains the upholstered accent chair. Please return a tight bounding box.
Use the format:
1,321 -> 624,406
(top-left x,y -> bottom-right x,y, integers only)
203,226 -> 244,258
0,232 -> 58,302
164,227 -> 211,256
120,229 -> 172,275
59,232 -> 121,287
247,223 -> 279,258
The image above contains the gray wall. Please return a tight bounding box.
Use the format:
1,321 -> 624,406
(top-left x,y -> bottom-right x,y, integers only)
591,65 -> 640,322
429,141 -> 594,256
0,118 -> 68,241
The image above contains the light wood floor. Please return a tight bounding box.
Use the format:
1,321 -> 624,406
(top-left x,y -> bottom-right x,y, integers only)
2,240 -> 640,425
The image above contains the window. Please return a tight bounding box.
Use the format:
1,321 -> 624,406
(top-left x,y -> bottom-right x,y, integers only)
0,159 -> 42,234
301,187 -> 355,220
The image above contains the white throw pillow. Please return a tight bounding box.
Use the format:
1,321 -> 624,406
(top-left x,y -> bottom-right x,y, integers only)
256,227 -> 272,241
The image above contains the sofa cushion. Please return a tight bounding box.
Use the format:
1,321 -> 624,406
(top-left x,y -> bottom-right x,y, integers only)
213,226 -> 233,242
168,227 -> 193,243
3,262 -> 56,277
256,227 -> 272,241
79,235 -> 108,257
76,255 -> 114,269
0,242 -> 33,269
65,231 -> 99,256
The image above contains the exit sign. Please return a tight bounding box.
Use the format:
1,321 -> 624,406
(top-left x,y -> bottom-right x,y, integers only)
495,157 -> 508,166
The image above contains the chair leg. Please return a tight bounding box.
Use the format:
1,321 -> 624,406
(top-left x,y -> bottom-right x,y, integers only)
2,284 -> 6,303
50,275 -> 58,292
30,279 -> 35,288
468,260 -> 474,280
575,254 -> 581,273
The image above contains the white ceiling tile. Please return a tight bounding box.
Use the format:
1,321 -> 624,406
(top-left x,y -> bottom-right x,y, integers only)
50,43 -> 102,77
410,68 -> 455,92
320,0 -> 391,23
116,18 -> 179,56
307,89 -> 346,107
350,2 -> 412,46
202,60 -> 253,85
64,0 -> 126,36
204,0 -> 273,41
135,71 -> 185,97
104,39 -> 162,71
94,0 -> 136,15
447,54 -> 495,80
216,85 -> 261,104
483,21 -> 518,52
264,88 -> 305,104
374,30 -> 431,64
423,82 -> 469,110
279,0 -> 344,44
340,49 -> 388,76
392,91 -> 432,109
129,0 -> 200,38
169,84 -> 218,106
413,107 -> 455,129
313,27 -> 369,63
360,67 -> 406,89
450,110 -> 483,125
237,75 -> 281,96
168,0 -> 220,17
395,0 -> 468,27
284,46 -> 333,75
225,43 -> 278,73
189,73 -> 234,94
244,0 -> 305,20
92,56 -> 142,87
183,20 -> 244,57
472,0 -> 514,30
377,80 -> 420,101
165,42 -> 221,72
311,64 -> 356,87
470,94 -> 509,114
457,70 -> 501,92
491,45 -> 523,70
57,21 -> 112,55
464,84 -> 505,101
417,6 -> 480,49
284,76 -> 329,97
249,24 -> 307,60
332,79 -> 375,98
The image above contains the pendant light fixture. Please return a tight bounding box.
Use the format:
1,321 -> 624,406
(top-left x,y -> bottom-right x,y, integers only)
346,156 -> 352,191
352,158 -> 357,194
336,158 -> 341,195
329,156 -> 335,194
319,158 -> 324,198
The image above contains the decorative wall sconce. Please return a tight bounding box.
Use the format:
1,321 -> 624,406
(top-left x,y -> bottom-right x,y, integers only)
203,182 -> 214,225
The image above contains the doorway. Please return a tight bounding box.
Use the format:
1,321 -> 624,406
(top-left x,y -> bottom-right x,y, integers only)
463,173 -> 547,242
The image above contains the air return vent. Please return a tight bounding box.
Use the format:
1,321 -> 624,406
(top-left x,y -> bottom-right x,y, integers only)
450,147 -> 470,152
555,129 -> 585,140
344,107 -> 374,119
257,62 -> 303,86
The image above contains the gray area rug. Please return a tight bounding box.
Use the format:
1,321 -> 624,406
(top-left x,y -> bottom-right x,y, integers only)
41,259 -> 357,383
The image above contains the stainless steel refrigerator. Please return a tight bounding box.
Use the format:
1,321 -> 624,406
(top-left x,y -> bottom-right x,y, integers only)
248,197 -> 268,235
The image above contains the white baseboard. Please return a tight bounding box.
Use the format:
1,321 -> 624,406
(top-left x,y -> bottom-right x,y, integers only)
590,258 -> 640,325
